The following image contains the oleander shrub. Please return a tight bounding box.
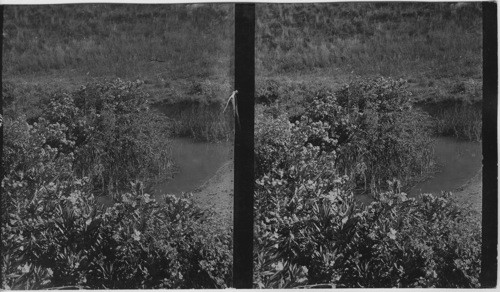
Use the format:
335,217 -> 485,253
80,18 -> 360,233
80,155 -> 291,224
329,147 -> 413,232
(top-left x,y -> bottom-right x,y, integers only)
254,77 -> 480,288
34,79 -> 174,195
255,78 -> 318,118
255,77 -> 434,193
253,139 -> 480,288
254,109 -> 292,176
2,82 -> 57,122
303,78 -> 433,192
338,191 -> 481,288
2,81 -> 16,108
254,111 -> 353,288
2,80 -> 232,289
2,180 -> 232,289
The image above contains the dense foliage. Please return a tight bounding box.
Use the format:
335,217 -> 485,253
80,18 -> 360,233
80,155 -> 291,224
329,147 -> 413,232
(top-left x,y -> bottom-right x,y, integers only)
256,78 -> 434,193
2,185 -> 232,289
254,78 -> 481,288
2,80 -> 232,289
10,79 -> 173,196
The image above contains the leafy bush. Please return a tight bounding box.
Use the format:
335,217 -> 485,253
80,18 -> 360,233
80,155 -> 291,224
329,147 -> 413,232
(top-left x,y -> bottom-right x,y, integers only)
331,78 -> 434,192
255,180 -> 481,288
254,109 -> 291,176
253,128 -> 480,288
254,143 -> 351,288
255,78 -> 309,106
2,82 -> 58,122
3,116 -> 76,209
32,79 -> 174,195
254,77 -> 480,288
2,81 -> 16,108
256,77 -> 434,193
339,191 -> 481,288
2,79 -> 232,289
2,180 -> 232,289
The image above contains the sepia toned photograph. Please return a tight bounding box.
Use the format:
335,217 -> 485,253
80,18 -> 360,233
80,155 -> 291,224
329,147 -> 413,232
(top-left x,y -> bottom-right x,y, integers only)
2,4 -> 234,289
253,3 -> 483,288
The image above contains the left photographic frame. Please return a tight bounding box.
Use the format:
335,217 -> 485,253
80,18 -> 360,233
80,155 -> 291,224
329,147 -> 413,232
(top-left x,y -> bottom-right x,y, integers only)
2,4 -> 235,289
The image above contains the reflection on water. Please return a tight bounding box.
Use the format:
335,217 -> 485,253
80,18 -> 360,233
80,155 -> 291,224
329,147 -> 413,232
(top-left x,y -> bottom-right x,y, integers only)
153,138 -> 233,196
408,137 -> 482,196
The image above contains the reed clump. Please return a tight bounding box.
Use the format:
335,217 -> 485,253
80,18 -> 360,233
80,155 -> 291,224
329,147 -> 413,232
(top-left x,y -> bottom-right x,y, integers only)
434,103 -> 482,142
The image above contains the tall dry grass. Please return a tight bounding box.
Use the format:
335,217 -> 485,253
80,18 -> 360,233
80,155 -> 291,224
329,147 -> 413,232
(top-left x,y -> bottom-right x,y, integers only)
156,102 -> 234,142
257,3 -> 482,81
3,5 -> 233,82
434,103 -> 482,142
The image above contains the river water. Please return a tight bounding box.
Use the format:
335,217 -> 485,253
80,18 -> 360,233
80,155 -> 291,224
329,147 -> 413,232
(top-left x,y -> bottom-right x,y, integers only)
408,136 -> 482,196
99,134 -> 480,206
159,136 -> 481,201
152,138 -> 233,196
355,136 -> 482,205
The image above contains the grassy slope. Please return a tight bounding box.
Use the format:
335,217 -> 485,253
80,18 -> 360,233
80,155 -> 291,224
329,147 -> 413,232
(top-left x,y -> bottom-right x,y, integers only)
4,3 -> 482,105
4,3 -> 482,141
256,3 -> 483,104
3,4 -> 234,105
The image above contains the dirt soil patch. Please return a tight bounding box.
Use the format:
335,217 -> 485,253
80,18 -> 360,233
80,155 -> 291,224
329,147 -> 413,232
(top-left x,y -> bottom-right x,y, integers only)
192,160 -> 234,231
453,169 -> 482,216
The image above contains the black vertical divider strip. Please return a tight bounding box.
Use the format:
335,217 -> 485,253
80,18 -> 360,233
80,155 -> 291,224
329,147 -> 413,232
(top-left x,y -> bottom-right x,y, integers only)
481,1 -> 498,288
0,7 -> 3,273
233,4 -> 255,289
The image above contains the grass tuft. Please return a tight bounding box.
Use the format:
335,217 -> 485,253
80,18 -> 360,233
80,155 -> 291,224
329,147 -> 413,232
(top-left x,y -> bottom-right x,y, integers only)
434,103 -> 482,142
156,102 -> 234,142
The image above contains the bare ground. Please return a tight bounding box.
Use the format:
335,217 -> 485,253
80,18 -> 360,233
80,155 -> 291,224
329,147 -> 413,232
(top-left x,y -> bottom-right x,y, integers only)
453,169 -> 482,216
192,160 -> 234,231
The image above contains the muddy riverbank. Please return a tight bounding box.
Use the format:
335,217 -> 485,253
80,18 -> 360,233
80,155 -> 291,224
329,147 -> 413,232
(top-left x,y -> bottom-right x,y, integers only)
152,137 -> 232,195
151,137 -> 234,229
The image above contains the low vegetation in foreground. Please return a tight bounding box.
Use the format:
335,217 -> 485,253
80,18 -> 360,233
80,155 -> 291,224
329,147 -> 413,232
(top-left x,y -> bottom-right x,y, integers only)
2,80 -> 232,289
254,78 -> 481,288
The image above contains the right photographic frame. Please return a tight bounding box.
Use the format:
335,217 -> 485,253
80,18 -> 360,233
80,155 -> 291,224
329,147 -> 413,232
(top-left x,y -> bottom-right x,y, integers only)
253,3 -> 486,288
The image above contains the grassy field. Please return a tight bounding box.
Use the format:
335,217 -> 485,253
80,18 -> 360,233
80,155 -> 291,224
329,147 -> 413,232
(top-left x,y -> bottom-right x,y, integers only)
256,3 -> 482,103
3,3 -> 483,99
4,3 -> 482,109
3,4 -> 234,105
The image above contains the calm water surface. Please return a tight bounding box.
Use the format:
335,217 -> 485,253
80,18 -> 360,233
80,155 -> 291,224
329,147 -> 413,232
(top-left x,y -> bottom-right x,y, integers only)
408,137 -> 482,196
153,138 -> 232,196
99,136 -> 480,206
357,136 -> 482,204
